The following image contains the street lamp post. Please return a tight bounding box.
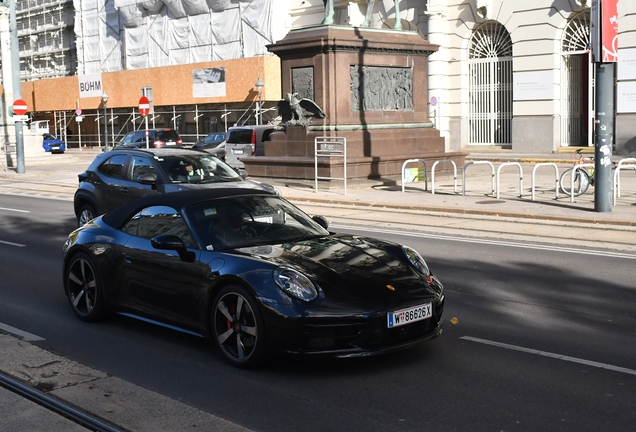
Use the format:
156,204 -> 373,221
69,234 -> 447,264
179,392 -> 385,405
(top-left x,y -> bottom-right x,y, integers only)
102,92 -> 109,151
255,77 -> 264,126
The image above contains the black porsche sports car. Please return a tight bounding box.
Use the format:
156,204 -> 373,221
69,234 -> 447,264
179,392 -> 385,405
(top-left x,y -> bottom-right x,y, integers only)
63,189 -> 445,368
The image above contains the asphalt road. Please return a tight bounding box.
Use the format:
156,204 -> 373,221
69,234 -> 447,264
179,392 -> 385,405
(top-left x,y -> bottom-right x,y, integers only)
1,194 -> 635,431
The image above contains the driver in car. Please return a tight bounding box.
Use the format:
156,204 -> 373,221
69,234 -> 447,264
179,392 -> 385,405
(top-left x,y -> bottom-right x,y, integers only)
211,212 -> 256,246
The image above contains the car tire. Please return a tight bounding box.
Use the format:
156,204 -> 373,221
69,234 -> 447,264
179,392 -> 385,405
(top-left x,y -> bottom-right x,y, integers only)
64,252 -> 106,322
212,285 -> 268,368
78,203 -> 97,227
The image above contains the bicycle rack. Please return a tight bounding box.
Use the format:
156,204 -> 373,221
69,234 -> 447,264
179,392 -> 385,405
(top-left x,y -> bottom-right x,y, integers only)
431,160 -> 458,195
462,161 -> 495,196
401,159 -> 428,193
314,136 -> 347,195
496,162 -> 523,199
568,163 -> 594,202
531,163 -> 559,201
613,158 -> 636,204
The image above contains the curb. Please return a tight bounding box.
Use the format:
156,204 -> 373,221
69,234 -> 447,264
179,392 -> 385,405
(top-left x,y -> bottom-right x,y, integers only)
286,195 -> 636,227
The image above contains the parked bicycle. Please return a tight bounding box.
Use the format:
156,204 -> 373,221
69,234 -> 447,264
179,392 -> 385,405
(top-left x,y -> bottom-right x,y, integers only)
559,149 -> 595,196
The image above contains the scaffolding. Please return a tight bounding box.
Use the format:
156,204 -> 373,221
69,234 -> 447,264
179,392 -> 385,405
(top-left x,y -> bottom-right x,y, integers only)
16,0 -> 76,80
53,100 -> 278,149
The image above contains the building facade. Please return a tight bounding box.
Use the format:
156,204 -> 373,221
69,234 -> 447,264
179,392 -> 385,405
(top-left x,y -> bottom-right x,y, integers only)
293,0 -> 636,154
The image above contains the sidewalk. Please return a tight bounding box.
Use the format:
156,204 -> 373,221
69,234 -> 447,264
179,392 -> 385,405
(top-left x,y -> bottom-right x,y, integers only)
1,146 -> 635,227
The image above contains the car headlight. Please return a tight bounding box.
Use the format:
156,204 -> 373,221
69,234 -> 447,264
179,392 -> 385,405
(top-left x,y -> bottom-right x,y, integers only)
274,268 -> 318,302
402,246 -> 430,276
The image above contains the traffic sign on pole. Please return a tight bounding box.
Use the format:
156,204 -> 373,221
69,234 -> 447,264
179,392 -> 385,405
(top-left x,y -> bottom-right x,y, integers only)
76,108 -> 82,116
13,99 -> 28,116
139,96 -> 150,117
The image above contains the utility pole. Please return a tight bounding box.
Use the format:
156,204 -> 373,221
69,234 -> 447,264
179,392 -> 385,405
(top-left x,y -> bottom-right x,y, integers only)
591,0 -> 618,212
10,0 -> 24,173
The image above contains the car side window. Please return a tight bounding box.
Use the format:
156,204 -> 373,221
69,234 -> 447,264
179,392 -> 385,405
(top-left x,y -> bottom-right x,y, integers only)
97,154 -> 128,178
123,205 -> 195,248
133,131 -> 146,143
129,156 -> 156,181
120,133 -> 134,145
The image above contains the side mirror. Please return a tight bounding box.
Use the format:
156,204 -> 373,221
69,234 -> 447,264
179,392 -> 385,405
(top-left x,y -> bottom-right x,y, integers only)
151,234 -> 185,250
151,234 -> 195,262
235,168 -> 248,179
312,215 -> 329,230
137,173 -> 157,185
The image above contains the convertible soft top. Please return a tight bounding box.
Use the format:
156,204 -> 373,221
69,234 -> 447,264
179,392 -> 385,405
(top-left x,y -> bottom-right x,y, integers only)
102,188 -> 276,229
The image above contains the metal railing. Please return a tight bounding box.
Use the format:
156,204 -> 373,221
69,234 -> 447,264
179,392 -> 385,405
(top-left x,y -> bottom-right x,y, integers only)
462,160 -> 495,196
315,137 -> 347,195
401,159 -> 428,193
496,162 -> 523,199
568,163 -> 594,202
531,163 -> 559,201
613,158 -> 636,205
396,156 -> 636,207
431,160 -> 458,195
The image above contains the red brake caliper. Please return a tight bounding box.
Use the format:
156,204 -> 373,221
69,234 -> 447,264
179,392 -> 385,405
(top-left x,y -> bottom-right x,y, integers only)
227,303 -> 236,332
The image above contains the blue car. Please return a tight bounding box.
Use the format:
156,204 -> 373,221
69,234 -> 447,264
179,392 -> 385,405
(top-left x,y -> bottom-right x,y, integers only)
43,133 -> 65,153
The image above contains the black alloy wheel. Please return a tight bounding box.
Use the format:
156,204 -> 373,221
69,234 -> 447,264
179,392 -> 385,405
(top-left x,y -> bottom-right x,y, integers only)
78,203 -> 97,227
65,252 -> 105,322
212,285 -> 267,368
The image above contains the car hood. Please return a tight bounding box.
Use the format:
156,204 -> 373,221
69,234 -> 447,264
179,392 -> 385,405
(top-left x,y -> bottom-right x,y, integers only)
236,234 -> 438,304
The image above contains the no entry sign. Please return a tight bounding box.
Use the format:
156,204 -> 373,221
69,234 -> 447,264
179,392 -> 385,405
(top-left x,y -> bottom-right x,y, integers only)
139,96 -> 150,117
12,99 -> 28,115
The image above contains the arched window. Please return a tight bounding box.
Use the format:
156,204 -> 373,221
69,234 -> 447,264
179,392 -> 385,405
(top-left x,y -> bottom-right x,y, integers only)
561,11 -> 592,147
468,22 -> 513,146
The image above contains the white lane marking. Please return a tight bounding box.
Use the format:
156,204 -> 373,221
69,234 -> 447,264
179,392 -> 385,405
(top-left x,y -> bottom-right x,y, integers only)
0,240 -> 26,247
461,336 -> 636,377
0,192 -> 73,202
331,224 -> 636,260
0,322 -> 45,341
0,207 -> 30,213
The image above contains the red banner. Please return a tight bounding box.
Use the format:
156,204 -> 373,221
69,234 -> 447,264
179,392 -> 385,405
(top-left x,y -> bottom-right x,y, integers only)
602,0 -> 619,62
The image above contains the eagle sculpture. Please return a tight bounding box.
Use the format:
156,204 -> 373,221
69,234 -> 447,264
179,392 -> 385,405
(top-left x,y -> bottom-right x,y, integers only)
277,93 -> 326,126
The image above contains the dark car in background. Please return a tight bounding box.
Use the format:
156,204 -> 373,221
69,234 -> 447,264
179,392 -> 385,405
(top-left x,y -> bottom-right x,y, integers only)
63,188 -> 445,368
200,142 -> 226,160
115,128 -> 183,149
193,132 -> 227,160
192,132 -> 226,150
73,147 -> 278,226
42,133 -> 65,153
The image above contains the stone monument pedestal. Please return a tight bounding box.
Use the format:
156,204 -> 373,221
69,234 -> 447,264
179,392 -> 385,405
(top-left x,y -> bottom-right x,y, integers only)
243,25 -> 466,180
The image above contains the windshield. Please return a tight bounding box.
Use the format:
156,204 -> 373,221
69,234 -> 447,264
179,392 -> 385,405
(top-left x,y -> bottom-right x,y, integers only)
156,154 -> 241,183
187,195 -> 330,250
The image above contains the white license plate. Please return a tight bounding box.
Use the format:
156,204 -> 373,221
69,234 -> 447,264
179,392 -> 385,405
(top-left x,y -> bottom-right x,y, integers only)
387,303 -> 432,328
254,216 -> 273,223
51,146 -> 59,150
166,142 -> 176,146
233,149 -> 244,155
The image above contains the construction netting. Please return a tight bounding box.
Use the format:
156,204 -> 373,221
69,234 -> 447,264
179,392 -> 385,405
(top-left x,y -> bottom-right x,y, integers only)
74,0 -> 288,74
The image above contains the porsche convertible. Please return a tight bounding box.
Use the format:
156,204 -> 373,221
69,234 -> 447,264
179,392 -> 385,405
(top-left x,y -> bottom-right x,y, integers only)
63,189 -> 445,367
